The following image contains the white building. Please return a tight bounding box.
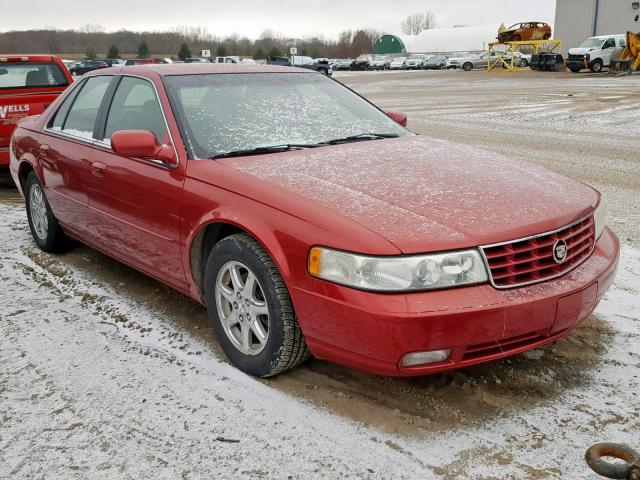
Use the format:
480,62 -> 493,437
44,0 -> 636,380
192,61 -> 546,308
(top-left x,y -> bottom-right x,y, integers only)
400,25 -> 499,54
555,0 -> 640,54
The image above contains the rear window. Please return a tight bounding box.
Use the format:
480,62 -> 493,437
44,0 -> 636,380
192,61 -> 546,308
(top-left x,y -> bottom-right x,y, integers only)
0,62 -> 68,90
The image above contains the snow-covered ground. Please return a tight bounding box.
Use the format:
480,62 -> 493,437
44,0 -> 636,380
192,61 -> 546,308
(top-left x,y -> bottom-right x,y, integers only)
1,200 -> 639,479
2,70 -> 640,478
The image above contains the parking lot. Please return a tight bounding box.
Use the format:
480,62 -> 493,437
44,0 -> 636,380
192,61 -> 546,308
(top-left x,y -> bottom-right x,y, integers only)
1,69 -> 639,479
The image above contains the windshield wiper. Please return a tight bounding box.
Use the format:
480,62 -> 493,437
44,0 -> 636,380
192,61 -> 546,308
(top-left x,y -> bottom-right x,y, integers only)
322,133 -> 401,145
209,143 -> 323,159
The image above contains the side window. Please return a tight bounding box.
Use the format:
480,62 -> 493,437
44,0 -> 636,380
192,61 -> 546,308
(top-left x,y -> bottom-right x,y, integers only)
61,76 -> 112,140
50,85 -> 80,130
603,38 -> 616,49
104,76 -> 166,143
619,38 -> 627,48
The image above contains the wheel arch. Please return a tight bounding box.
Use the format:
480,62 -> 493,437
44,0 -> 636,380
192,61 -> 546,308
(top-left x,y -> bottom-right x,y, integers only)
187,217 -> 292,301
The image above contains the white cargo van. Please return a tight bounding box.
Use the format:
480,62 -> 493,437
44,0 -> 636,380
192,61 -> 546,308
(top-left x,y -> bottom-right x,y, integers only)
567,34 -> 627,72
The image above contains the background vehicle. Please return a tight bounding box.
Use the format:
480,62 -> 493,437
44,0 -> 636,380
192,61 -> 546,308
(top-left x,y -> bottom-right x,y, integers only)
351,55 -> 372,71
332,59 -> 353,70
389,57 -> 407,70
69,60 -> 108,76
406,54 -> 428,69
0,54 -> 72,185
124,58 -> 161,66
184,57 -> 209,63
423,55 -> 448,69
567,34 -> 627,72
369,56 -> 388,70
458,51 -> 520,71
98,58 -> 125,67
498,22 -> 552,42
445,52 -> 472,69
215,56 -> 239,64
267,56 -> 331,75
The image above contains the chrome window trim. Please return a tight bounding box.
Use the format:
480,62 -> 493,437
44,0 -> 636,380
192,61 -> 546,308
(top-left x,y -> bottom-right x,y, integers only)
479,211 -> 597,290
43,73 -> 179,170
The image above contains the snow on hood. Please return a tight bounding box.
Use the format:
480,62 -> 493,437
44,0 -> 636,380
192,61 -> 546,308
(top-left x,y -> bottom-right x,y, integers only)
220,136 -> 598,253
569,47 -> 595,55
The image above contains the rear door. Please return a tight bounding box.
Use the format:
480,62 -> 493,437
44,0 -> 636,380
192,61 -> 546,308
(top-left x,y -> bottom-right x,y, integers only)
39,75 -> 113,235
87,74 -> 187,288
0,60 -> 70,162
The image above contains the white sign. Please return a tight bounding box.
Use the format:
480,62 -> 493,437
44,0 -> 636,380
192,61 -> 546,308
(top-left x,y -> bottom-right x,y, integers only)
290,47 -> 298,55
201,49 -> 211,58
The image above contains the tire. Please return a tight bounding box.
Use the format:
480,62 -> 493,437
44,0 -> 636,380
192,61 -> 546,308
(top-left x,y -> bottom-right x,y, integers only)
589,59 -> 603,73
462,62 -> 473,71
319,68 -> 329,76
24,171 -> 70,252
520,58 -> 529,68
543,33 -> 551,40
204,233 -> 310,377
569,66 -> 581,73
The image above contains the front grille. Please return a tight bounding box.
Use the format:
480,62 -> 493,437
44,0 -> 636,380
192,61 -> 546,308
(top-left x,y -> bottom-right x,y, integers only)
481,216 -> 595,288
569,54 -> 585,61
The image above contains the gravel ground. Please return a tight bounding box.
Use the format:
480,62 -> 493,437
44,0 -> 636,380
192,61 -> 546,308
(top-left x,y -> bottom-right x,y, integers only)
1,70 -> 639,479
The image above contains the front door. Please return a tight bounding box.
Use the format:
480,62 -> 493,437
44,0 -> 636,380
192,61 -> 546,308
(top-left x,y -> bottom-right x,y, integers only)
87,75 -> 187,288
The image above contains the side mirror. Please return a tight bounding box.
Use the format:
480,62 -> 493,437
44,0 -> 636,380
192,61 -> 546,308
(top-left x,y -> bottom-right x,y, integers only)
387,111 -> 408,128
0,68 -> 7,75
111,130 -> 176,166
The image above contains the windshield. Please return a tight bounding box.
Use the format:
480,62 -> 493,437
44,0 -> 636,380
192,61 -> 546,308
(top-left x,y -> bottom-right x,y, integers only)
0,62 -> 69,90
579,38 -> 604,48
164,72 -> 409,159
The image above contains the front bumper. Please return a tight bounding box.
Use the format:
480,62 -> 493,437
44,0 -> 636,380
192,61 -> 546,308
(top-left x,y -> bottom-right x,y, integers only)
291,228 -> 619,376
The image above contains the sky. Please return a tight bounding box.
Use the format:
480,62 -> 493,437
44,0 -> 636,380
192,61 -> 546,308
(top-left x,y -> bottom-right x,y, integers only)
1,0 -> 557,38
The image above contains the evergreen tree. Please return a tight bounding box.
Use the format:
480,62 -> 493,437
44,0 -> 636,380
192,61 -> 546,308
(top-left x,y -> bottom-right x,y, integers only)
84,46 -> 97,60
216,44 -> 228,57
178,43 -> 192,61
268,46 -> 282,59
106,45 -> 120,59
136,41 -> 150,59
253,48 -> 265,60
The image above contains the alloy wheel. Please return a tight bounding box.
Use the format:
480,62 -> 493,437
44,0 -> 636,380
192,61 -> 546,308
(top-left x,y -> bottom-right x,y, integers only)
29,184 -> 48,240
215,261 -> 270,356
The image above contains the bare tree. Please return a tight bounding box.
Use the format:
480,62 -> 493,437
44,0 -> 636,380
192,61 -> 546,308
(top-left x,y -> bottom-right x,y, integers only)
401,12 -> 436,36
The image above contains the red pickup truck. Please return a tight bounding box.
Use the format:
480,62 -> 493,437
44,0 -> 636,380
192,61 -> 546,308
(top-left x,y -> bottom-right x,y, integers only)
0,55 -> 72,185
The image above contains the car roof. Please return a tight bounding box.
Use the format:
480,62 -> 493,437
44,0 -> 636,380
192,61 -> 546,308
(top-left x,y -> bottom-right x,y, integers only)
590,34 -> 625,39
91,63 -> 308,77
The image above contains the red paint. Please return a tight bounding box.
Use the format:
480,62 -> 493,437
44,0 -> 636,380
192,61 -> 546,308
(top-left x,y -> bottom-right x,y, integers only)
9,64 -> 620,376
0,55 -> 73,166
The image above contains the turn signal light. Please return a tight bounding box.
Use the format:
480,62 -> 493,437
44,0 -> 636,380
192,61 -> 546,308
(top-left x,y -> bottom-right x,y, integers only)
308,247 -> 322,276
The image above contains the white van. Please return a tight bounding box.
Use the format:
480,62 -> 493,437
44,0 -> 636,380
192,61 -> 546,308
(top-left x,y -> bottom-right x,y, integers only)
567,34 -> 627,72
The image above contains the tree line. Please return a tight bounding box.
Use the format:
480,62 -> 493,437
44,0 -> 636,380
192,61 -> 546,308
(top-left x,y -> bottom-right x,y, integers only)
0,12 -> 436,60
0,26 -> 381,60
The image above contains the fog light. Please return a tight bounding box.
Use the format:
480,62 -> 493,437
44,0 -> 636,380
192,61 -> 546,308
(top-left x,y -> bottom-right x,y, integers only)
401,349 -> 451,367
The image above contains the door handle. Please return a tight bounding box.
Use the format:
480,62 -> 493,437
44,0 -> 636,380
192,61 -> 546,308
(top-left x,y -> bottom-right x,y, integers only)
90,161 -> 106,177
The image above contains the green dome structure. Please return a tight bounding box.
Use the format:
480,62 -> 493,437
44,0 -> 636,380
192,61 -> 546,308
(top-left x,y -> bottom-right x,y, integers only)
373,34 -> 407,55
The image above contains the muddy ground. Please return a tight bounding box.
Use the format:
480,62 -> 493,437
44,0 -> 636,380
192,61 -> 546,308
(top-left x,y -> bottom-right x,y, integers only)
1,70 -> 639,479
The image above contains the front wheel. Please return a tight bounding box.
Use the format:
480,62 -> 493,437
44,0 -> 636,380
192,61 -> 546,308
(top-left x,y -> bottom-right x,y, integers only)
204,233 -> 310,377
462,62 -> 473,71
24,172 -> 70,252
569,66 -> 581,73
589,59 -> 603,73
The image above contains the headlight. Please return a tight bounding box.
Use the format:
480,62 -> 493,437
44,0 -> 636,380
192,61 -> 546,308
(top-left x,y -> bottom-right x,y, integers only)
308,247 -> 488,292
594,199 -> 606,240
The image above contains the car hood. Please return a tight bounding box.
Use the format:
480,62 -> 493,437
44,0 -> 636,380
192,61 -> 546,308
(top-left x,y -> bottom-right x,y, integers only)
219,136 -> 598,254
569,47 -> 594,55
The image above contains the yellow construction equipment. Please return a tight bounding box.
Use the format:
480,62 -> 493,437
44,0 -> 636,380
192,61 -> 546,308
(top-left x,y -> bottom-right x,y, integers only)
609,31 -> 640,75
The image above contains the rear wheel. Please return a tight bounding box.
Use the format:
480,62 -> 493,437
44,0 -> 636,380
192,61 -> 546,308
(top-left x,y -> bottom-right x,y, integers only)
462,62 -> 473,71
24,172 -> 70,252
204,233 -> 310,377
589,59 -> 603,73
569,66 -> 582,73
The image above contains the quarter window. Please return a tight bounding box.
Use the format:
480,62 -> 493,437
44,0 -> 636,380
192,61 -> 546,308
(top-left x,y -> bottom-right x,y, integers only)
60,75 -> 112,140
104,76 -> 166,143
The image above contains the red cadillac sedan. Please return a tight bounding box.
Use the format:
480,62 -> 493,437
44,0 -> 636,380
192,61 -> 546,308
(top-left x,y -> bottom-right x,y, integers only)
9,64 -> 619,377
